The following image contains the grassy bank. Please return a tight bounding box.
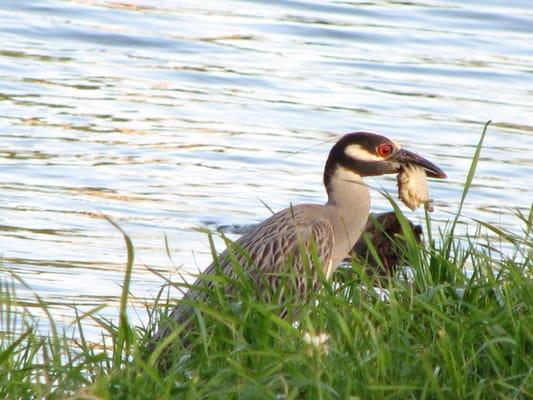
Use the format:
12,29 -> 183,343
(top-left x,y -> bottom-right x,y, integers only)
2,208 -> 531,399
1,126 -> 532,399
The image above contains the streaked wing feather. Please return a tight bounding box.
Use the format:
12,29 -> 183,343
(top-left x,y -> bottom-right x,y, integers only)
156,207 -> 334,339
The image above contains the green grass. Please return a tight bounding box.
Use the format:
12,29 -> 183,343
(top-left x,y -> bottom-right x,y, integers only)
1,123 -> 532,399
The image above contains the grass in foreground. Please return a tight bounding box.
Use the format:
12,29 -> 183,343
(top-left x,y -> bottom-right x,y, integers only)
1,206 -> 531,400
0,124 -> 532,399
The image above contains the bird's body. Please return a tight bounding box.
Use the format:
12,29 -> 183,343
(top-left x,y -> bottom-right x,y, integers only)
154,198 -> 367,336
152,132 -> 446,346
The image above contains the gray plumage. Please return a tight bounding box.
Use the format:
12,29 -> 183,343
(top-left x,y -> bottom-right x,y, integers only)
151,132 -> 446,348
153,204 -> 350,342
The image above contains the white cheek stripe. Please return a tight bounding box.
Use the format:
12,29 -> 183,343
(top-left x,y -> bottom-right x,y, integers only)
344,141 -> 402,161
344,144 -> 383,161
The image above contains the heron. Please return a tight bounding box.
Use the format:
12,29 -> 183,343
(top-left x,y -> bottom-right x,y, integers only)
152,132 -> 446,348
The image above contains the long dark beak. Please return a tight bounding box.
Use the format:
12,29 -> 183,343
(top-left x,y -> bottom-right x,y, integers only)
393,149 -> 447,178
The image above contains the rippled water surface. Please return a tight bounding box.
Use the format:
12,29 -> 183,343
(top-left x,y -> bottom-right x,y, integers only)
1,0 -> 532,337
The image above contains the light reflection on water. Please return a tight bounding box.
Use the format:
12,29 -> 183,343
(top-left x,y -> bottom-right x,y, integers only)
0,0 -> 531,338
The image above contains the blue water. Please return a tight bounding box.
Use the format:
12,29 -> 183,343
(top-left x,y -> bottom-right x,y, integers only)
0,0 -> 531,338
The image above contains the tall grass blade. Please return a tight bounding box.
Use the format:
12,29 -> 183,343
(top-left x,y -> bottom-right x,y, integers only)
445,120 -> 491,255
103,215 -> 135,368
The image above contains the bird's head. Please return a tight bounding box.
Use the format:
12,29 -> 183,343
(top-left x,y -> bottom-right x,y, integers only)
324,132 -> 446,191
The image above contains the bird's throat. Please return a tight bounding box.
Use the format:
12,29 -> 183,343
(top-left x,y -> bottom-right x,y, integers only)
326,167 -> 369,207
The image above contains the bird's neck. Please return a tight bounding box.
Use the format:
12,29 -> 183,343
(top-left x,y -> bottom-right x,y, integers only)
325,166 -> 371,253
326,166 -> 370,208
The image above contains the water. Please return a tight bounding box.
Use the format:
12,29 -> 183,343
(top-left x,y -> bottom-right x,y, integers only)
0,0 -> 531,338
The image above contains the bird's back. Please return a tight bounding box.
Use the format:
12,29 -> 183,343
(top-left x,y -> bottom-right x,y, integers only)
152,203 -> 335,342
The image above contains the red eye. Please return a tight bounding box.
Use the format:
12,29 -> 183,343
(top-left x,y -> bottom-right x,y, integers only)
377,143 -> 394,158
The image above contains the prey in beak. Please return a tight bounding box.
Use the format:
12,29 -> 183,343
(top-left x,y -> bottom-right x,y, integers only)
392,148 -> 447,179
391,148 -> 446,211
